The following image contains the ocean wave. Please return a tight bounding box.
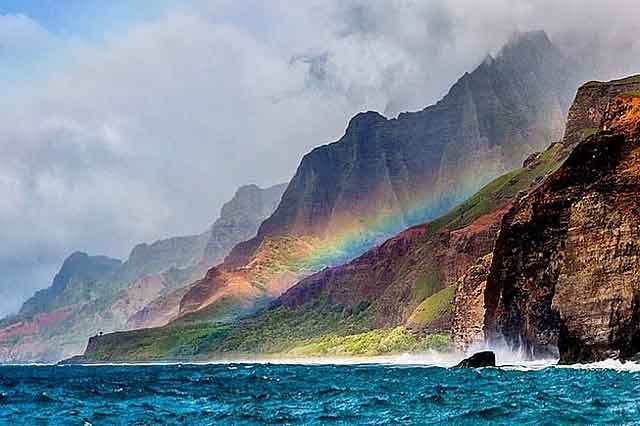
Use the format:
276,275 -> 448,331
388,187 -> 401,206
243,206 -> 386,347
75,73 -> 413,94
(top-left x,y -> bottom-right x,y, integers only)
555,358 -> 640,372
2,362 -> 640,424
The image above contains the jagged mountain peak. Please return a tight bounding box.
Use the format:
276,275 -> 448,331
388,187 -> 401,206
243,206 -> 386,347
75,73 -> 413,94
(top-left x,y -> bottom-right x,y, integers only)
219,183 -> 287,218
344,111 -> 387,137
501,30 -> 554,54
18,252 -> 122,318
51,252 -> 122,289
203,182 -> 287,266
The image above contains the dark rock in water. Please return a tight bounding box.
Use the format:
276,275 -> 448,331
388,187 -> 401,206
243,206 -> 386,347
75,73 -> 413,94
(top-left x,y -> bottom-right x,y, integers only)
455,351 -> 496,368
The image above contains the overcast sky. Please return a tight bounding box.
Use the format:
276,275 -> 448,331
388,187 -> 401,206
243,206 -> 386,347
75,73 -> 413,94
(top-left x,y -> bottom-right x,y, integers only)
0,0 -> 639,317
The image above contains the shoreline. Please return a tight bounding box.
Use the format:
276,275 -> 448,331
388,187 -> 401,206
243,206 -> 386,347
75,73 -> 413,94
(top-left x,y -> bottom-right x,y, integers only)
9,356 -> 640,372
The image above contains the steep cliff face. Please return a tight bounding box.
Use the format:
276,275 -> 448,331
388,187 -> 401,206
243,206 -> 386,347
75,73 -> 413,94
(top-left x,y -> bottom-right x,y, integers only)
0,183 -> 286,362
450,254 -> 493,351
226,31 -> 575,269
177,235 -> 319,321
484,79 -> 640,363
274,204 -> 509,331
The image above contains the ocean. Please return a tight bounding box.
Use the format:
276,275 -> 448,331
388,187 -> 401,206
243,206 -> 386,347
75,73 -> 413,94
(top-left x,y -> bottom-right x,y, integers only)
1,359 -> 639,425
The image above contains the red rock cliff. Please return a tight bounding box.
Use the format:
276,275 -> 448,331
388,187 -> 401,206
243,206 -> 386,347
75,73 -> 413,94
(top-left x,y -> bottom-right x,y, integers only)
484,79 -> 640,363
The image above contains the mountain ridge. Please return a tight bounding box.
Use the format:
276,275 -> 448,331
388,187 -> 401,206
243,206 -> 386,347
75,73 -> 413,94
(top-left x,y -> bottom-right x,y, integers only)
0,183 -> 286,362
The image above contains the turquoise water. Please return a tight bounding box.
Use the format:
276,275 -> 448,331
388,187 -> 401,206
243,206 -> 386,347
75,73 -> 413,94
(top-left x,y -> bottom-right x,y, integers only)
0,363 -> 639,425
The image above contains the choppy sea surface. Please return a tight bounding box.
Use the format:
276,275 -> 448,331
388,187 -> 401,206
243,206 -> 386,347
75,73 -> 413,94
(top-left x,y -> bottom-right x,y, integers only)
1,357 -> 640,425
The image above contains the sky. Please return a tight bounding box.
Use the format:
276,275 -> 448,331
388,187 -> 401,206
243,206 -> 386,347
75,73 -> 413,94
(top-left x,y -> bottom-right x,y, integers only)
0,0 -> 639,317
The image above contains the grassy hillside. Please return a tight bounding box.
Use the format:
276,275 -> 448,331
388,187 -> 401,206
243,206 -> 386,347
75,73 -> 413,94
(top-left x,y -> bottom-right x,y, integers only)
426,142 -> 562,236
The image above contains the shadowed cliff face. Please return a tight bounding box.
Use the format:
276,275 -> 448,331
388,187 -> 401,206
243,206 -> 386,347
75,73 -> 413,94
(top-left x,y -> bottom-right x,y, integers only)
450,254 -> 494,351
484,78 -> 640,363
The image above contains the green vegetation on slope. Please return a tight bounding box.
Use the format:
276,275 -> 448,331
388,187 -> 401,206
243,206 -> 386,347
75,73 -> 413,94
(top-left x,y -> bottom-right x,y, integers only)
202,295 -> 374,354
426,142 -> 563,236
579,127 -> 599,140
83,293 -> 375,361
173,295 -> 269,326
622,91 -> 640,98
82,323 -> 229,362
407,285 -> 457,327
286,327 -> 450,357
608,75 -> 640,85
412,269 -> 444,302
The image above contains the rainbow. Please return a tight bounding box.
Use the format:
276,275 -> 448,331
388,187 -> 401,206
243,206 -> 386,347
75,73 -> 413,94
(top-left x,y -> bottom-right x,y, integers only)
289,167 -> 501,272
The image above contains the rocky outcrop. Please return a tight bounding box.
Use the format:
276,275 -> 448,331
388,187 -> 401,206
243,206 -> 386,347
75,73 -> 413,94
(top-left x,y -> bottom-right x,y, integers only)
177,235 -> 319,320
455,351 -> 496,368
226,31 -> 576,269
202,183 -> 287,265
17,252 -> 122,318
484,81 -> 640,363
451,254 -> 493,351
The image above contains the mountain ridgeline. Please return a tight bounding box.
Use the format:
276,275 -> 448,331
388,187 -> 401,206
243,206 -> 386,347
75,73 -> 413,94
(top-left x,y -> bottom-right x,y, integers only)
0,183 -> 285,362
74,72 -> 640,363
10,31 -> 635,365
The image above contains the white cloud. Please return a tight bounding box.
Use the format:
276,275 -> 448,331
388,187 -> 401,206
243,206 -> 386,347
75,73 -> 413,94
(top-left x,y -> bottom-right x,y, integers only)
0,1 -> 639,315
